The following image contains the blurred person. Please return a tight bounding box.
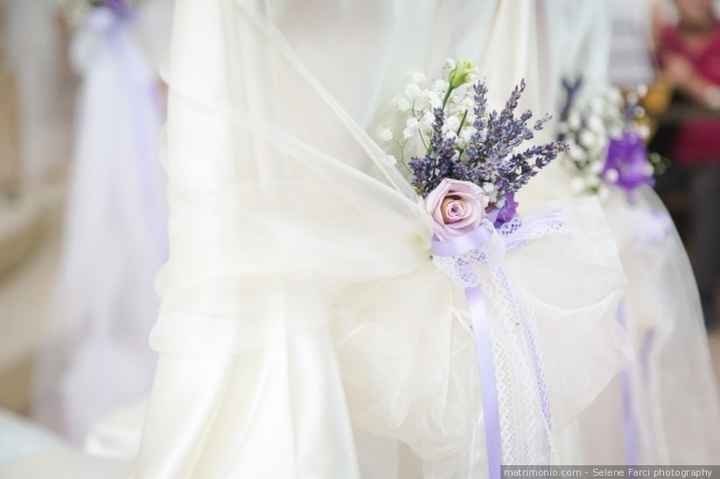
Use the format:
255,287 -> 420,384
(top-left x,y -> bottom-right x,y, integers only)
657,0 -> 720,327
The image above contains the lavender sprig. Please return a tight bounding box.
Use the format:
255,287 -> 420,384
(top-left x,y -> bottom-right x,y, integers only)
409,109 -> 471,196
409,76 -> 565,205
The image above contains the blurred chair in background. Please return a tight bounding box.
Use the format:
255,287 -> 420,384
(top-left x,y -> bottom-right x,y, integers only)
30,0 -> 169,444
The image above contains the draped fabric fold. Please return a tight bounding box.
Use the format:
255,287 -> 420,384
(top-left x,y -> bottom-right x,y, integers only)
132,1 -> 628,477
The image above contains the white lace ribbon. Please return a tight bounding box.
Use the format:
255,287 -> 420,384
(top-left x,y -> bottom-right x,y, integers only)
432,210 -> 566,474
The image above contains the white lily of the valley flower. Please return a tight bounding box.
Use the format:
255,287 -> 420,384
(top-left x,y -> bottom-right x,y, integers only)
395,96 -> 411,112
433,79 -> 450,94
587,115 -> 605,133
461,126 -> 476,143
569,144 -> 585,161
403,118 -> 419,139
606,88 -> 623,106
420,111 -> 435,129
605,168 -> 619,183
405,83 -> 422,100
460,96 -> 475,111
377,127 -> 393,143
590,160 -> 604,174
424,91 -> 442,109
410,72 -> 427,84
571,177 -> 586,193
580,130 -> 597,148
444,115 -> 461,133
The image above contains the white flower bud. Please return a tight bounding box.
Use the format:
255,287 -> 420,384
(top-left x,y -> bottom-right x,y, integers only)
569,145 -> 585,161
395,97 -> 411,112
433,79 -> 450,94
411,72 -> 427,84
405,83 -> 422,99
606,88 -> 623,105
444,115 -> 461,132
425,91 -> 442,109
571,177 -> 586,193
580,131 -> 597,148
420,111 -> 435,129
605,168 -> 619,183
636,124 -> 651,140
376,127 -> 394,143
461,126 -> 477,143
587,116 -> 605,133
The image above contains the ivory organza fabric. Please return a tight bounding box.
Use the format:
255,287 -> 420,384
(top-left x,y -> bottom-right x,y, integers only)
9,0 -> 717,477
119,1 -> 628,477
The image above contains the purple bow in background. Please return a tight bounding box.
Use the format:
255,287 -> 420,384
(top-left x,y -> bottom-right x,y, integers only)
603,132 -> 654,194
102,0 -> 132,18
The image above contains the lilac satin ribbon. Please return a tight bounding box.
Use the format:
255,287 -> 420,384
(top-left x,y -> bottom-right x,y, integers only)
467,286 -> 502,479
617,302 -> 640,465
432,215 -> 559,477
617,209 -> 670,464
433,226 -> 502,479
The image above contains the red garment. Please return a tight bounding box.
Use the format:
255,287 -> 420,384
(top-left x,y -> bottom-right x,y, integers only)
660,25 -> 720,164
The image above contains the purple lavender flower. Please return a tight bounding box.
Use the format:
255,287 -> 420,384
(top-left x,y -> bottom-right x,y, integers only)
410,109 -> 470,195
408,76 -> 565,222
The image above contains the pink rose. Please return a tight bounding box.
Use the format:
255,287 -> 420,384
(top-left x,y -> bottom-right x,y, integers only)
425,178 -> 488,240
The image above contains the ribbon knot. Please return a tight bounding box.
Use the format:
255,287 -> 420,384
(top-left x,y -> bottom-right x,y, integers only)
432,219 -> 507,288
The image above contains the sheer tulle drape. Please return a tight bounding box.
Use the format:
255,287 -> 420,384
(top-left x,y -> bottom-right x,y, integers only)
541,0 -> 720,463
133,1 -> 627,477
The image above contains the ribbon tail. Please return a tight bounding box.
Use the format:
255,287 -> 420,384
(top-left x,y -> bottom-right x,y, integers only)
466,286 -> 502,479
617,301 -> 640,465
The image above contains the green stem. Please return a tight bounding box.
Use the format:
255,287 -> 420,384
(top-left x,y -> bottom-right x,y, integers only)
419,129 -> 429,151
456,110 -> 468,136
442,86 -> 454,111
